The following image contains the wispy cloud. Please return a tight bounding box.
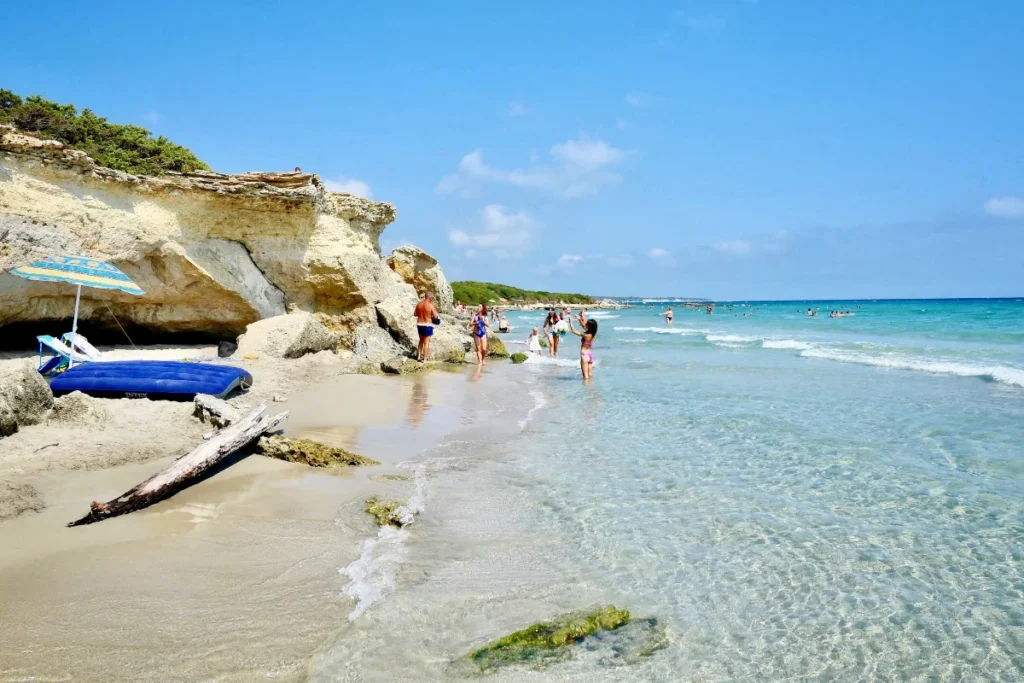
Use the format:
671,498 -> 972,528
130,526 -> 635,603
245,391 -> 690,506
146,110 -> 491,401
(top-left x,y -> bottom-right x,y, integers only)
324,177 -> 373,199
616,118 -> 629,130
984,196 -> 1024,219
624,92 -> 653,108
508,101 -> 531,117
449,205 -> 537,259
144,111 -> 163,126
712,239 -> 753,255
649,247 -> 670,259
557,253 -> 584,269
607,254 -> 634,267
438,135 -> 630,198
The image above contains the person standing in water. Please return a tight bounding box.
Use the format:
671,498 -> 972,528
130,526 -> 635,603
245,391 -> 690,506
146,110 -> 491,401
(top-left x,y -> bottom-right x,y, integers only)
568,315 -> 598,379
414,291 -> 439,362
542,309 -> 560,357
469,304 -> 490,364
664,306 -> 673,325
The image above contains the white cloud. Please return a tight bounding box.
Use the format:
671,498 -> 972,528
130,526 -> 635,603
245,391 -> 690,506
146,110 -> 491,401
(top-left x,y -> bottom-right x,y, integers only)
508,101 -> 531,117
984,196 -> 1024,218
648,247 -> 676,267
624,92 -> 653,108
557,253 -> 584,269
437,135 -> 629,198
607,254 -> 634,267
649,247 -> 670,259
713,239 -> 753,255
324,177 -> 373,199
449,204 -> 536,259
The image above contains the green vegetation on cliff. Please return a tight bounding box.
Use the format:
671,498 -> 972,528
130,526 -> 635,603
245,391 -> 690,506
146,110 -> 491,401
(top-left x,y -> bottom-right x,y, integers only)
452,281 -> 594,306
0,89 -> 209,175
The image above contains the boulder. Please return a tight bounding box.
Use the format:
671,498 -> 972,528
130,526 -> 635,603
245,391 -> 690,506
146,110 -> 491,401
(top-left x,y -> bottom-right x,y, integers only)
234,312 -> 339,359
380,356 -> 422,375
487,336 -> 510,359
0,361 -> 54,437
510,352 -> 528,364
385,245 -> 454,313
192,394 -> 241,429
257,435 -> 379,468
375,285 -> 469,361
352,323 -> 407,365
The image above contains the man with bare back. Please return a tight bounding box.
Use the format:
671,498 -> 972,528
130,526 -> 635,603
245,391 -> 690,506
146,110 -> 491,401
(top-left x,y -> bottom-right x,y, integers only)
414,291 -> 439,362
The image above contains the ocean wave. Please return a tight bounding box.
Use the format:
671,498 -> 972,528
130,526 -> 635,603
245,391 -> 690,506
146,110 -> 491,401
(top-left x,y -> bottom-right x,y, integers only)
614,326 -> 707,335
706,334 -> 760,347
586,312 -> 620,319
799,348 -> 1024,388
622,339 -> 648,344
340,467 -> 427,620
523,355 -> 588,368
763,339 -> 814,350
519,388 -> 548,429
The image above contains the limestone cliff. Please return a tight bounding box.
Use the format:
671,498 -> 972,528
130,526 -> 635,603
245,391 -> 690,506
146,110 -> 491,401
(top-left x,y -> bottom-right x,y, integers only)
0,126 -> 439,349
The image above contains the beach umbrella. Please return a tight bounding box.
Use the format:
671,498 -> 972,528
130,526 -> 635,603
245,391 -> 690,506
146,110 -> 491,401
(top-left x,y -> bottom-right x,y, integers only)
10,256 -> 144,361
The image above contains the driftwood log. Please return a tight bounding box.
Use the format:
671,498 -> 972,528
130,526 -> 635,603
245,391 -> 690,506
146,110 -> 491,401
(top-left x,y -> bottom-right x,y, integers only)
68,403 -> 287,527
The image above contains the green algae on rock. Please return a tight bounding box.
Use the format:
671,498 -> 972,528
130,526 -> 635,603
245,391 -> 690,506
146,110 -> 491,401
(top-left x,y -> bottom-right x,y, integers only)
365,497 -> 405,527
510,352 -> 529,364
257,435 -> 380,468
487,337 -> 510,359
466,606 -> 631,672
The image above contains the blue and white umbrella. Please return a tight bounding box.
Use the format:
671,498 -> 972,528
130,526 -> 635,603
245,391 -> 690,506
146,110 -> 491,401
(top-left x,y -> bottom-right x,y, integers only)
10,256 -> 145,360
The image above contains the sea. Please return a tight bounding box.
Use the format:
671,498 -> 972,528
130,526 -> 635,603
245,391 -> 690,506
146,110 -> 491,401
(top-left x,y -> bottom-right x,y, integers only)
314,299 -> 1024,682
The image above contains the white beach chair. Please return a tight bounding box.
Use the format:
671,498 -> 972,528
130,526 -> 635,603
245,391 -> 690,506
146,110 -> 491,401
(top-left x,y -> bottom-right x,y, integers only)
62,332 -> 104,361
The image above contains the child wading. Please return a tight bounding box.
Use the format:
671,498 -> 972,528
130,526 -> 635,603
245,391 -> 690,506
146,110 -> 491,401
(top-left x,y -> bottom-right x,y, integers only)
568,314 -> 598,379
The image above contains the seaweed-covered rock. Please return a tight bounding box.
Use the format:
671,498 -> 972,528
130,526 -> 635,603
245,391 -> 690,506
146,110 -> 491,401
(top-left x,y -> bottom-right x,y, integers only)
380,356 -> 422,375
510,352 -> 528,364
365,497 -> 405,527
487,336 -> 510,359
257,435 -> 380,467
539,337 -> 548,348
466,606 -> 631,672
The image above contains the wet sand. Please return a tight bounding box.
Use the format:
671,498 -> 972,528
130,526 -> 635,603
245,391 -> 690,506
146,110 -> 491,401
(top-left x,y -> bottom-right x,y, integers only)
0,367 -> 499,682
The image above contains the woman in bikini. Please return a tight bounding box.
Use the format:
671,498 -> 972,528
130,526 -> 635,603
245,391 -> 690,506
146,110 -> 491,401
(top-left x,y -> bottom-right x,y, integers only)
568,316 -> 598,379
542,310 -> 559,357
469,304 -> 490,364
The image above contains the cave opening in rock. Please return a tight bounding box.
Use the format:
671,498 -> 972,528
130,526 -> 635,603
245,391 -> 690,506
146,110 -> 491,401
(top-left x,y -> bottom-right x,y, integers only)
0,319 -> 233,351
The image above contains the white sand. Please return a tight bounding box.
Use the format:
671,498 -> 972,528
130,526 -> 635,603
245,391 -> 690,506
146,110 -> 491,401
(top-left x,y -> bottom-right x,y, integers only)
0,352 -> 487,682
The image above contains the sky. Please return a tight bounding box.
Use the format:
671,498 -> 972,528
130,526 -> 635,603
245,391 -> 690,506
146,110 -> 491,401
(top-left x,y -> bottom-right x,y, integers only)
3,0 -> 1023,299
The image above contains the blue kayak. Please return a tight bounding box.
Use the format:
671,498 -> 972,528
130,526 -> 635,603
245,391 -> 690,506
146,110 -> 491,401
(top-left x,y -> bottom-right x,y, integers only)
48,361 -> 253,400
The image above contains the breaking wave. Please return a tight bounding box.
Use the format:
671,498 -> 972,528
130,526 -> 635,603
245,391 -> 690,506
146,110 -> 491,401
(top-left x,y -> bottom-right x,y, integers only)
340,467 -> 427,620
799,348 -> 1024,388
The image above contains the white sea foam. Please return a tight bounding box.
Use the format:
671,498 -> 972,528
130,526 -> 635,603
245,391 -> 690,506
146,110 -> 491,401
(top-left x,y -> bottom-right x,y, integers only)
586,312 -> 620,319
523,355 -> 587,368
340,467 -> 427,620
706,334 -> 760,347
763,339 -> 814,350
613,326 -> 707,335
800,348 -> 1024,388
519,389 -> 548,429
622,339 -> 648,344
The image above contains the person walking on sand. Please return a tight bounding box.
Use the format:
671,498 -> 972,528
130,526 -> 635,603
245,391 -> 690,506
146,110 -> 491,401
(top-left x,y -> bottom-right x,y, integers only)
469,303 -> 490,364
568,315 -> 598,380
414,291 -> 440,362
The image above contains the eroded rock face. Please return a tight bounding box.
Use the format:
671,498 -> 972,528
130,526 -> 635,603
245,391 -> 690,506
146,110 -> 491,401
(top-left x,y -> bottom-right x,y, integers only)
0,129 -> 450,349
386,245 -> 454,313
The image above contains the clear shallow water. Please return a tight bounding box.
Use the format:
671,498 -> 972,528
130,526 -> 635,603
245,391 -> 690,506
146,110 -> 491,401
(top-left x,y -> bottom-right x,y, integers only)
319,299 -> 1024,681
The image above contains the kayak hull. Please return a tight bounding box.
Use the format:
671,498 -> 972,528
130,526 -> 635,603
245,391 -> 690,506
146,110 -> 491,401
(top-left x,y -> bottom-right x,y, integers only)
48,360 -> 252,401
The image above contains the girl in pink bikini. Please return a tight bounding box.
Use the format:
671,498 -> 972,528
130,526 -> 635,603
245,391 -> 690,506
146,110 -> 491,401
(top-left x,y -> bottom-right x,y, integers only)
568,316 -> 598,379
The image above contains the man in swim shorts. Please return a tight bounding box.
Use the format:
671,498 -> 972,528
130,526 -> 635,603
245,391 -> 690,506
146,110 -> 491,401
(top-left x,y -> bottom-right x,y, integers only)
414,291 -> 439,362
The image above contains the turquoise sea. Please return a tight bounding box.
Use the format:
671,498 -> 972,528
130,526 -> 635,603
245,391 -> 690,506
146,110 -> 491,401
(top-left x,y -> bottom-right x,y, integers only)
319,298 -> 1024,681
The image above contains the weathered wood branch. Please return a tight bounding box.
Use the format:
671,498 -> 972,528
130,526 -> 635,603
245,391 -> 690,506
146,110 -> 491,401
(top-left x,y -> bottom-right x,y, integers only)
68,403 -> 287,527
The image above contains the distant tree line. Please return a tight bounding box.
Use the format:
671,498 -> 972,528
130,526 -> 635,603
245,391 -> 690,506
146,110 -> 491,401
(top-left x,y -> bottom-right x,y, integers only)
0,89 -> 209,176
452,280 -> 594,306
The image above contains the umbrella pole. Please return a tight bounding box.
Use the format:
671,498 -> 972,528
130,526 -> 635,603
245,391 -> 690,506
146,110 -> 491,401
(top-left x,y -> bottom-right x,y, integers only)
70,284 -> 82,368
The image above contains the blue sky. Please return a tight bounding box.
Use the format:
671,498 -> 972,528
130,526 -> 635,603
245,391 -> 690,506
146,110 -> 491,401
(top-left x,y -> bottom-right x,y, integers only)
3,0 -> 1023,299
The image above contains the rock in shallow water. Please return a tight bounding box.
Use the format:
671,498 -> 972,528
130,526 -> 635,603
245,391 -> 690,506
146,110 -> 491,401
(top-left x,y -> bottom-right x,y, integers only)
256,435 -> 379,468
364,497 -> 406,527
510,352 -> 528,364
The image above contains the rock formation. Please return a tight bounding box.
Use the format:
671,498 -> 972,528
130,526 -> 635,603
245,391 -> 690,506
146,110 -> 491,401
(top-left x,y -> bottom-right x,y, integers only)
0,126 -> 453,354
0,360 -> 54,437
386,244 -> 453,313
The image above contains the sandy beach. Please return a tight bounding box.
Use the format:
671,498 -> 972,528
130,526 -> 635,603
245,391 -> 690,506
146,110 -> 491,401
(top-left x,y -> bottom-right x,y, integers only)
0,345 -> 511,682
